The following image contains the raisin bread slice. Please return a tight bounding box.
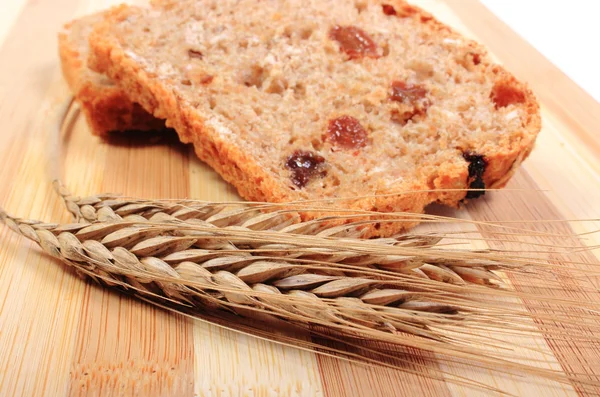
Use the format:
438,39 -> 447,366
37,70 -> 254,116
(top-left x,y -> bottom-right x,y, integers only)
58,12 -> 165,135
88,0 -> 541,236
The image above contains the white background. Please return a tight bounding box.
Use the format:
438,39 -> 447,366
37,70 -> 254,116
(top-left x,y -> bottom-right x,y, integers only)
480,0 -> 600,103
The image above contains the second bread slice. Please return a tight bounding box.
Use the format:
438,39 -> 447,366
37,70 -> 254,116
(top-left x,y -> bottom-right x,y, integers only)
59,12 -> 165,135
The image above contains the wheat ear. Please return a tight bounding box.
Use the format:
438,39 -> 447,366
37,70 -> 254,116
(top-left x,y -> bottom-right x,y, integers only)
54,182 -> 506,287
0,209 -> 465,336
52,184 -> 600,315
4,206 -> 600,392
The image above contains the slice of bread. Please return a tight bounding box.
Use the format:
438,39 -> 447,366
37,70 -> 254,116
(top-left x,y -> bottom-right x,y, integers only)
59,12 -> 165,136
88,0 -> 541,236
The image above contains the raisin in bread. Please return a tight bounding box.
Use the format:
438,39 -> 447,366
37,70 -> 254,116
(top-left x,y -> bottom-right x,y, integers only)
88,0 -> 541,236
58,12 -> 165,135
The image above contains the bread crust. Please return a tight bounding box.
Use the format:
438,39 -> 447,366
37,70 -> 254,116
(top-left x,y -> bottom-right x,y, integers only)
58,14 -> 165,136
88,1 -> 541,237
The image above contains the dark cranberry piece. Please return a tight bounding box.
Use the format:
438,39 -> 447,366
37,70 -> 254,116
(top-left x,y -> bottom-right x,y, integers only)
325,116 -> 368,149
390,80 -> 428,104
200,75 -> 214,85
490,82 -> 526,109
329,25 -> 379,59
285,151 -> 327,188
382,4 -> 397,15
463,152 -> 488,199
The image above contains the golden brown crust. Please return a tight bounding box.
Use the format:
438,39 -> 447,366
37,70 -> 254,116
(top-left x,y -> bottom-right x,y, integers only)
88,2 -> 541,237
58,13 -> 165,136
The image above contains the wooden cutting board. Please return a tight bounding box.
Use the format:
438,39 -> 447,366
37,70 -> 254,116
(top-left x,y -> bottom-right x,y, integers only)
1,0 -> 599,396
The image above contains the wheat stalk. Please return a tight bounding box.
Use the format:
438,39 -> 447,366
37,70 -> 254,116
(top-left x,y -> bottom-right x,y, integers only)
4,204 -> 600,393
0,210 -> 538,344
46,183 -> 600,318
54,184 -> 600,309
4,182 -> 600,391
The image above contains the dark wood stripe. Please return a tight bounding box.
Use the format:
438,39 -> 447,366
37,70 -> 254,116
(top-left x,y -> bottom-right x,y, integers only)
316,338 -> 452,396
467,170 -> 600,396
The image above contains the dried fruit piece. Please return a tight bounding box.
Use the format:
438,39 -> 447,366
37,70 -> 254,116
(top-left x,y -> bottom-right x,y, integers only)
463,153 -> 487,199
200,75 -> 214,85
382,4 -> 397,15
329,25 -> 379,59
286,151 -> 327,188
188,49 -> 203,59
390,81 -> 428,104
490,82 -> 525,109
326,116 -> 368,149
389,81 -> 431,124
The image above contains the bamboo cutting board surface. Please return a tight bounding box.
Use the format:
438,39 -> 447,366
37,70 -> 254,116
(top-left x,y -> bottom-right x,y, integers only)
1,0 -> 599,396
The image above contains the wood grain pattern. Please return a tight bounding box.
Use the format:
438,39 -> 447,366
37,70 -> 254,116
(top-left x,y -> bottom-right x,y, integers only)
317,343 -> 452,397
66,124 -> 195,397
0,0 -> 599,396
468,171 -> 600,396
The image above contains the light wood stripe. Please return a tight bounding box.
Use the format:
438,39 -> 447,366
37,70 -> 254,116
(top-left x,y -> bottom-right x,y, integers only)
0,0 -> 27,44
67,129 -> 194,397
187,152 -> 325,396
522,107 -> 600,245
0,0 -> 91,395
